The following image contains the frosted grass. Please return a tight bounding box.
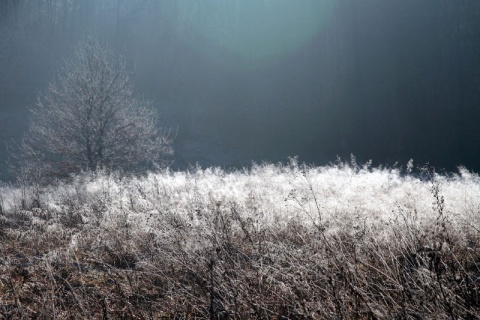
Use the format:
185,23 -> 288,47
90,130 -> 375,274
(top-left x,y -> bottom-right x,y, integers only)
1,159 -> 478,247
0,159 -> 479,318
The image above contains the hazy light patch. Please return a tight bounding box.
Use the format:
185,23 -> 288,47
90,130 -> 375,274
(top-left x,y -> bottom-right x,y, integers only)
177,0 -> 336,70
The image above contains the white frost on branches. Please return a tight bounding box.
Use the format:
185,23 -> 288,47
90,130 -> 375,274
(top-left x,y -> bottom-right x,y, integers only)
17,38 -> 173,178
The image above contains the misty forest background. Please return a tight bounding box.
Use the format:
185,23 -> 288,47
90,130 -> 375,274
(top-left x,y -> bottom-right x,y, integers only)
1,0 -> 480,179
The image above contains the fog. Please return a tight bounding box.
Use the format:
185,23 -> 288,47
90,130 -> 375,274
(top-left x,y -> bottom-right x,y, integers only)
1,0 -> 479,179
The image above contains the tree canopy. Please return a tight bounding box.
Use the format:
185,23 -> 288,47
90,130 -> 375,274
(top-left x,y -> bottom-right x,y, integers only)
16,38 -> 173,178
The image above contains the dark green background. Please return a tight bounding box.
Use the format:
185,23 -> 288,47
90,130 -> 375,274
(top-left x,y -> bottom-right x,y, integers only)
1,0 -> 480,179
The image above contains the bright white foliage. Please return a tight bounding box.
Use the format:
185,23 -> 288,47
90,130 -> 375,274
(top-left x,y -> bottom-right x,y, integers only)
1,160 -> 479,250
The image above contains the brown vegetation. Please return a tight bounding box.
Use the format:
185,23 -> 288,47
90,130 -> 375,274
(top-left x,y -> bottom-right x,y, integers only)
0,163 -> 479,319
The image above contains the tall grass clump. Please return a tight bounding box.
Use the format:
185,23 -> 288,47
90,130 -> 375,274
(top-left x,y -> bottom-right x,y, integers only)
0,158 -> 479,318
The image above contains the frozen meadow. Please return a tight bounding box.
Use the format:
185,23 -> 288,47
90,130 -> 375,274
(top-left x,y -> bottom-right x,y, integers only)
2,158 -> 479,242
0,158 -> 479,318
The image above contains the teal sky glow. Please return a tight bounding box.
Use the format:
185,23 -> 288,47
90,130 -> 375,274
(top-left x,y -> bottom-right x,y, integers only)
177,0 -> 336,69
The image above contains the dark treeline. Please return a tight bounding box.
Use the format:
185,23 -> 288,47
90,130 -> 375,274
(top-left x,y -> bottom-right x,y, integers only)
1,0 -> 480,179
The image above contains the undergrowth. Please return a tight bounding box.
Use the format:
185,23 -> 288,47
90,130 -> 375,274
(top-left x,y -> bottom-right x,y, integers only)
0,158 -> 479,319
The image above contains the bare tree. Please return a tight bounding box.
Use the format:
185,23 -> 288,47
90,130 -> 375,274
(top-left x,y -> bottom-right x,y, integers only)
15,38 -> 173,178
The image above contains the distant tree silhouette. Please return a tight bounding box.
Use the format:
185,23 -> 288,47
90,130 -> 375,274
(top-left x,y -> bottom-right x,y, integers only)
14,38 -> 173,178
